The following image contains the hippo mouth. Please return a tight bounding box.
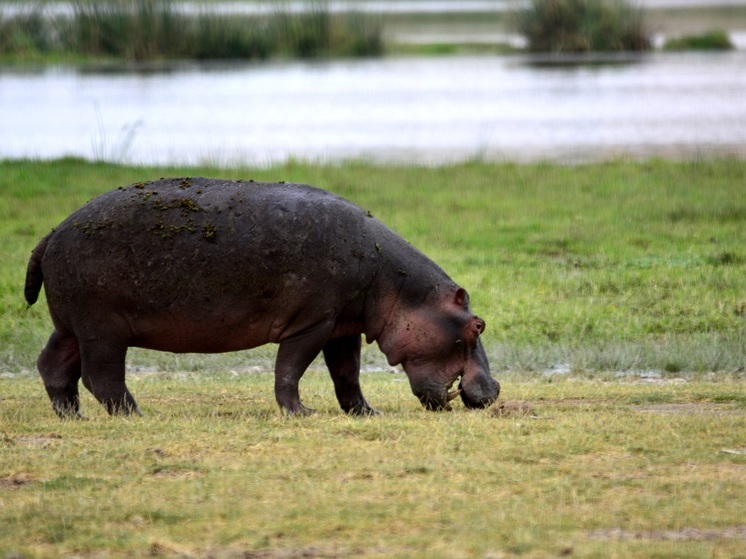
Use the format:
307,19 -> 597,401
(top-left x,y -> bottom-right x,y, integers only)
408,356 -> 499,411
417,374 -> 463,411
444,373 -> 500,410
446,376 -> 463,405
411,338 -> 498,411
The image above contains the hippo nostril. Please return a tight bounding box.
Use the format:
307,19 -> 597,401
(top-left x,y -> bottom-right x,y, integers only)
471,317 -> 485,337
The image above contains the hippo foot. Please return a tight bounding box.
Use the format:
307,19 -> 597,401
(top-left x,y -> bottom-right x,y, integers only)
346,402 -> 382,417
55,409 -> 88,421
283,403 -> 315,417
102,401 -> 142,416
51,402 -> 84,420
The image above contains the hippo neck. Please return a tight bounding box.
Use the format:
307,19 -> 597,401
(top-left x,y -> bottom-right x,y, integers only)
363,247 -> 456,365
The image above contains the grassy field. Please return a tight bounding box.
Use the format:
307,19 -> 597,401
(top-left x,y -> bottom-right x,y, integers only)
1,157 -> 745,557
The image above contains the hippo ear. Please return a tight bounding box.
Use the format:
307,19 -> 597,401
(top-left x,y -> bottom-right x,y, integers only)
454,288 -> 469,308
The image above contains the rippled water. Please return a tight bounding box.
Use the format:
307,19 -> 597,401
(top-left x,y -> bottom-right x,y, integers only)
1,51 -> 745,165
3,0 -> 746,16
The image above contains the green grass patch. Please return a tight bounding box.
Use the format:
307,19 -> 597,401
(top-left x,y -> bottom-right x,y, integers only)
1,373 -> 744,558
1,157 -> 745,375
388,41 -> 520,57
663,29 -> 734,51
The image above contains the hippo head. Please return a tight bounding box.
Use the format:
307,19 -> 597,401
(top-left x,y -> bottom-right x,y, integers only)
378,286 -> 500,411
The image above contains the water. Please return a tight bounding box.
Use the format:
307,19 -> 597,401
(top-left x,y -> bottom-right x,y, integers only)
1,52 -> 745,165
3,1 -> 746,16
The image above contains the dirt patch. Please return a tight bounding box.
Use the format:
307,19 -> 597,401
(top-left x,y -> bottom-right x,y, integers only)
544,397 -> 610,409
489,400 -> 537,418
588,526 -> 746,541
631,403 -> 743,415
150,542 -> 372,558
148,466 -> 203,481
720,447 -> 746,455
8,434 -> 63,448
0,473 -> 36,490
231,548 -> 359,559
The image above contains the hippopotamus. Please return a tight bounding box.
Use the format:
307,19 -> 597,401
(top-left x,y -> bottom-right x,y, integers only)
25,178 -> 499,417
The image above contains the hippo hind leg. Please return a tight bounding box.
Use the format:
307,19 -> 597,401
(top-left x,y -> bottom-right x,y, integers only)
274,337 -> 320,416
37,330 -> 83,418
79,339 -> 140,415
323,335 -> 380,416
275,322 -> 345,416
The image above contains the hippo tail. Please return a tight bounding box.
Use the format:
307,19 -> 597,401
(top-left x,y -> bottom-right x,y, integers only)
25,233 -> 51,306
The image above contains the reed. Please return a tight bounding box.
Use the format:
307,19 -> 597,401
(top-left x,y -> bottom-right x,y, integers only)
0,0 -> 384,61
0,5 -> 51,56
514,0 -> 652,53
191,12 -> 273,60
68,0 -> 184,59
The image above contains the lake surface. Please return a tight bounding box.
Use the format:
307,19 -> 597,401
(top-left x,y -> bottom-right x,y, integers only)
1,52 -> 745,165
3,1 -> 746,16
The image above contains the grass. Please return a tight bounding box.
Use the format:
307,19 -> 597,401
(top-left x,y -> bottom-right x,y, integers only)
663,29 -> 734,51
1,372 -> 744,558
390,42 -> 519,57
1,158 -> 745,557
1,157 -> 745,375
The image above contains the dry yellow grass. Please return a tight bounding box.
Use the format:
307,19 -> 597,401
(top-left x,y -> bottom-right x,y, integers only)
1,371 -> 744,558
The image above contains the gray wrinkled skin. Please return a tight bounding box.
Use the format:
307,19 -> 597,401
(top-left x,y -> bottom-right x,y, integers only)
25,178 -> 499,417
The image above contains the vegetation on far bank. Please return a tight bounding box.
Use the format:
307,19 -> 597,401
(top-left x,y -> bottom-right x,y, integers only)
0,0 -> 383,62
664,29 -> 734,51
514,0 -> 651,53
0,0 -> 739,63
1,158 -> 744,375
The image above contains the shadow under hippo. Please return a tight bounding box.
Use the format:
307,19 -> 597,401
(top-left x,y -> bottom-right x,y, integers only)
25,178 -> 500,417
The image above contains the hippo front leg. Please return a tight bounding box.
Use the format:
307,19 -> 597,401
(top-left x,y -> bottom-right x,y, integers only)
323,335 -> 380,416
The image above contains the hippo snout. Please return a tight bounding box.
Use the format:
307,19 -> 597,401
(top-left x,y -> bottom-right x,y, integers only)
407,376 -> 460,411
459,374 -> 500,409
411,374 -> 494,412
